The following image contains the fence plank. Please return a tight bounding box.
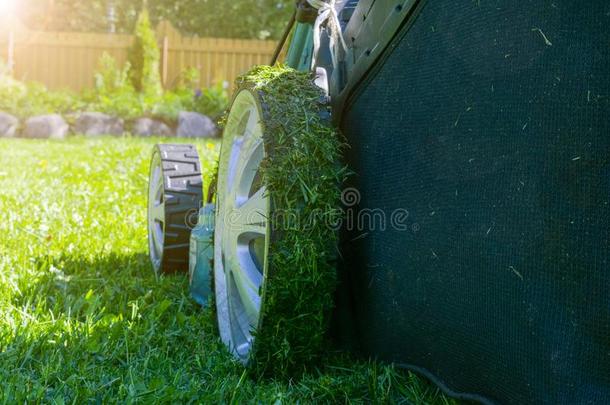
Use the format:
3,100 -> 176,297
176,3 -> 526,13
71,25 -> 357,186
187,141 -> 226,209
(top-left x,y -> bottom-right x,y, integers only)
0,19 -> 277,92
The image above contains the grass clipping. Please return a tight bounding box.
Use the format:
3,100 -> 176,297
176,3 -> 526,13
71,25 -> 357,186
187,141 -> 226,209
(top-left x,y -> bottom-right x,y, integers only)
236,66 -> 347,377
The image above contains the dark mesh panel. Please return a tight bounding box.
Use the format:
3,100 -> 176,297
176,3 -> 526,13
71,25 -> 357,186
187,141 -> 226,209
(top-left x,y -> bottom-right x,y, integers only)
340,1 -> 610,403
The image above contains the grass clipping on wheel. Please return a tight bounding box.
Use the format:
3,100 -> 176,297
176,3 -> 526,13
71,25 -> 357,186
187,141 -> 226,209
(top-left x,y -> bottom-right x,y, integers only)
237,66 -> 347,377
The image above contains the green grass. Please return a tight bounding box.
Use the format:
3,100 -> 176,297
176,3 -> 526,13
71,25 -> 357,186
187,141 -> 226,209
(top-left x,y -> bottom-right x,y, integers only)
0,137 -> 454,404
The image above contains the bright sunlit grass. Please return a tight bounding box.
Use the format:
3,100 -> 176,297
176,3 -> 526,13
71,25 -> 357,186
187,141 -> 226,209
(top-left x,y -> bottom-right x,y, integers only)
0,137 -> 451,403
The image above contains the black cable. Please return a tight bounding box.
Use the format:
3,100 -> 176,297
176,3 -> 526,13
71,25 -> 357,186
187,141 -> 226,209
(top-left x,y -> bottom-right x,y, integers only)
395,363 -> 497,405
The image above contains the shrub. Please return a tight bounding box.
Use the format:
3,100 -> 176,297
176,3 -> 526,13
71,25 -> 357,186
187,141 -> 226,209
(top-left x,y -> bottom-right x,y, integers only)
149,90 -> 187,123
0,60 -> 81,119
190,81 -> 229,119
23,83 -> 84,118
128,8 -> 163,100
83,53 -> 143,119
94,53 -> 133,96
163,68 -> 228,118
150,68 -> 228,122
0,63 -> 27,116
0,56 -> 228,125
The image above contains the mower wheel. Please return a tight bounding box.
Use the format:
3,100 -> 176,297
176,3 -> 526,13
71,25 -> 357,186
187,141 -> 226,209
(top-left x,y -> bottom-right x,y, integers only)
147,144 -> 203,274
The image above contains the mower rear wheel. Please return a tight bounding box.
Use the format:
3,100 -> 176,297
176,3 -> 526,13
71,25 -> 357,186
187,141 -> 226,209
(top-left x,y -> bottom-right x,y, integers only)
148,144 -> 203,274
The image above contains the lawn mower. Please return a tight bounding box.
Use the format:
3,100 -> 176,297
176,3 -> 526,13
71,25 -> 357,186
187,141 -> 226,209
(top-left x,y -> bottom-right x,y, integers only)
147,1 -> 610,403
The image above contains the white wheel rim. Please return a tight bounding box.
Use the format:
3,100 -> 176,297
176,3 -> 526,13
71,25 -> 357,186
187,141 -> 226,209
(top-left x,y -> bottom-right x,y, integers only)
148,152 -> 165,273
214,90 -> 270,361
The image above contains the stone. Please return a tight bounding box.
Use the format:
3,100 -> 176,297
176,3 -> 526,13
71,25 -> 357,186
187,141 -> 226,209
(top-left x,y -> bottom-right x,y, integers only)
176,111 -> 218,138
23,114 -> 69,139
132,118 -> 174,137
74,112 -> 123,136
0,112 -> 18,137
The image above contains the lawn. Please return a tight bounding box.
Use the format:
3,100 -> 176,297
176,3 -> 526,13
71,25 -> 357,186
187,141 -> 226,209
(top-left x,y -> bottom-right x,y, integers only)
0,137 -> 454,404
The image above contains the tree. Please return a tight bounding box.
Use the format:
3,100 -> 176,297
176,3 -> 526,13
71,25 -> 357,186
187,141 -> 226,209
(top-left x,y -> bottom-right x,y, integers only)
18,0 -> 294,40
128,8 -> 163,99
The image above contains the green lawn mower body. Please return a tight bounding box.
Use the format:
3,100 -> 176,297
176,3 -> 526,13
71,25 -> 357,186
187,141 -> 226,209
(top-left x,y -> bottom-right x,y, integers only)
158,1 -> 610,403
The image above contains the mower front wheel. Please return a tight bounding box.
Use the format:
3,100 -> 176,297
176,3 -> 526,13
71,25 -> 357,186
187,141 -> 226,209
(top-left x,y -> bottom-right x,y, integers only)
214,67 -> 346,376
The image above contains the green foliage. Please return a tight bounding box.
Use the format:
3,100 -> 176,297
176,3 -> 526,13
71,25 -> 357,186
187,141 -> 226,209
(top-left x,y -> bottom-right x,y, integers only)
177,66 -> 200,90
83,53 -> 143,119
0,62 -> 82,119
93,53 -> 134,96
0,136 -> 452,404
80,54 -> 227,122
0,54 -> 227,123
0,67 -> 29,117
129,8 -> 163,99
150,69 -> 229,122
154,0 -> 293,40
19,0 -> 294,40
148,90 -> 188,122
191,82 -> 229,119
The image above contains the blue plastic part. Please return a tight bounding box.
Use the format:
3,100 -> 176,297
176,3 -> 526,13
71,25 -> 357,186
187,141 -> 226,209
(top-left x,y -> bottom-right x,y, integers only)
189,203 -> 215,307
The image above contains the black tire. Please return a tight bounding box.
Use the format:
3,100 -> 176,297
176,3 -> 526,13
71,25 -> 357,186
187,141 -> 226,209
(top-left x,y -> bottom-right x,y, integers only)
148,144 -> 203,274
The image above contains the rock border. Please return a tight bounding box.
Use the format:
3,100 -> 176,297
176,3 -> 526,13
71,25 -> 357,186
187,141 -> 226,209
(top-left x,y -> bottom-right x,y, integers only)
0,111 -> 220,139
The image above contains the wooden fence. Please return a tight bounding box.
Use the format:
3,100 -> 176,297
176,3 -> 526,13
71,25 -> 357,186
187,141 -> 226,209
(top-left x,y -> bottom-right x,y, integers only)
0,17 -> 277,92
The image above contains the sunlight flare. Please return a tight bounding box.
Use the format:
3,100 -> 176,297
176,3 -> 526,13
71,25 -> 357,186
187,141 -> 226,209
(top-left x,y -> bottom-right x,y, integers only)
0,0 -> 15,14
